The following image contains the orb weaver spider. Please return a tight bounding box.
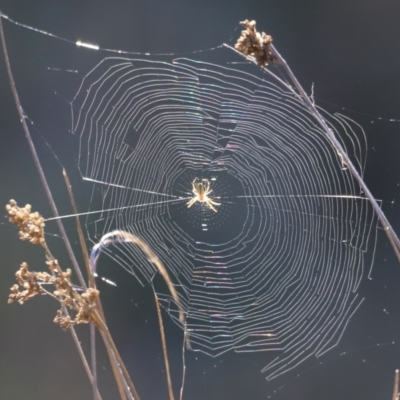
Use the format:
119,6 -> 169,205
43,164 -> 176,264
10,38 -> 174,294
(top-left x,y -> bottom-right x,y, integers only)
186,178 -> 221,212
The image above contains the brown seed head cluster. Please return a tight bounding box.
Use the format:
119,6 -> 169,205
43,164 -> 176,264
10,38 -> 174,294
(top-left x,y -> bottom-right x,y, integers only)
8,259 -> 100,329
53,288 -> 100,330
6,199 -> 45,245
8,262 -> 46,304
7,200 -> 100,330
235,19 -> 275,67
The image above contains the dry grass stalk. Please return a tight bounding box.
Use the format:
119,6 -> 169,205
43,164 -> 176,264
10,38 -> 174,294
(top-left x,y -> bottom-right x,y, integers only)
6,199 -> 140,399
91,229 -> 183,398
393,369 -> 399,400
6,199 -> 99,329
63,169 -> 126,400
6,198 -> 181,400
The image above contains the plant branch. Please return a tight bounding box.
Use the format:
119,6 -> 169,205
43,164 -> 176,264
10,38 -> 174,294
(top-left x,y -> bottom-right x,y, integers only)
63,168 -> 128,400
0,12 -> 87,287
234,19 -> 400,264
393,369 -> 399,400
154,292 -> 175,400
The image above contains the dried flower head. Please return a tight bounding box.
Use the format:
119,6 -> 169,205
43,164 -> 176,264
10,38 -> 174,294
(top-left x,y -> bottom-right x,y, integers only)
7,200 -> 101,330
6,199 -> 45,245
8,262 -> 45,304
235,19 -> 275,66
53,288 -> 100,330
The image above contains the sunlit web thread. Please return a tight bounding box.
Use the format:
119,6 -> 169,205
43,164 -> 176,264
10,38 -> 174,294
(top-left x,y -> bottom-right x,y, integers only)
70,47 -> 378,380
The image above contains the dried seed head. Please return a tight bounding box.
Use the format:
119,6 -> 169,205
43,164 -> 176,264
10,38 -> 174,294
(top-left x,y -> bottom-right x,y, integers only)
8,262 -> 45,304
6,200 -> 45,245
235,19 -> 275,67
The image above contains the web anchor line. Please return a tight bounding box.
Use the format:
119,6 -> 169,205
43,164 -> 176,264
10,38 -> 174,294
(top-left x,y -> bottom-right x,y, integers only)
232,18 -> 400,263
44,197 -> 188,222
83,177 -> 181,198
235,194 -> 372,200
266,43 -> 400,264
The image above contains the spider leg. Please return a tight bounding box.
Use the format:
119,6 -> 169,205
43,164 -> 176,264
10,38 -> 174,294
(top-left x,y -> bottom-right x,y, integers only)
192,179 -> 197,195
187,197 -> 198,208
209,199 -> 221,206
206,200 -> 218,212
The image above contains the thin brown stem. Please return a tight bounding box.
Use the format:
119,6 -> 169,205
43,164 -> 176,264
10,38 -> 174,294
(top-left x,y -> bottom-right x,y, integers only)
63,168 -> 128,400
98,329 -> 130,400
69,323 -> 103,400
267,43 -> 400,264
154,292 -> 175,400
232,19 -> 400,264
179,323 -> 187,400
62,169 -> 94,287
392,370 -> 399,400
2,14 -> 139,400
93,311 -> 141,400
62,169 -> 98,399
90,325 -> 98,400
91,231 -> 186,326
0,13 -> 87,287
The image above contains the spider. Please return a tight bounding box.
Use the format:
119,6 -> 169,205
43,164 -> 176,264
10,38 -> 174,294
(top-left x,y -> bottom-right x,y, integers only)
186,178 -> 221,212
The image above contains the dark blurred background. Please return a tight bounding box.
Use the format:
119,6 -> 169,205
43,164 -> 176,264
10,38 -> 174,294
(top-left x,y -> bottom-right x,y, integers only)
1,1 -> 400,399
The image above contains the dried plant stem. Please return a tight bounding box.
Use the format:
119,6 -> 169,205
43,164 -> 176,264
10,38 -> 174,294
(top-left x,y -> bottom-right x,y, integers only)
179,324 -> 187,400
0,14 -> 87,288
154,292 -> 175,400
6,200 -> 104,396
393,370 -> 399,400
99,331 -> 130,400
4,9 -> 178,399
233,19 -> 400,264
91,231 -> 186,327
93,311 -> 141,400
90,324 -> 98,400
68,312 -> 102,400
0,23 -> 98,397
90,229 -> 188,399
63,169 -> 128,400
62,170 -> 94,287
268,42 -> 400,263
7,199 -> 134,400
63,169 -> 98,399
63,172 -> 99,400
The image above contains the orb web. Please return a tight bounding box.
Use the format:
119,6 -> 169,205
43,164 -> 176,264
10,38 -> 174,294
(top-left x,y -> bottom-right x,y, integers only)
71,46 -> 378,379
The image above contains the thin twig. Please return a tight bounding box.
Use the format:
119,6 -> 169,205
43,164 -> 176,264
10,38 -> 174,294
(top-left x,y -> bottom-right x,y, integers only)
268,42 -> 400,263
0,13 -> 87,288
0,15 -> 102,399
233,20 -> 400,264
154,292 -> 175,400
91,231 -> 186,327
90,325 -> 98,400
179,323 -> 187,400
90,230 -> 190,399
98,328 -> 133,400
69,323 -> 103,400
62,169 -> 94,287
93,311 -> 141,400
63,169 -> 98,399
393,369 -> 399,400
63,169 -> 128,400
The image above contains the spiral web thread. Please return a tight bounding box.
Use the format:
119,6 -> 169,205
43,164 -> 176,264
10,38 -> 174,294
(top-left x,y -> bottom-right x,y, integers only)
71,46 -> 378,380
